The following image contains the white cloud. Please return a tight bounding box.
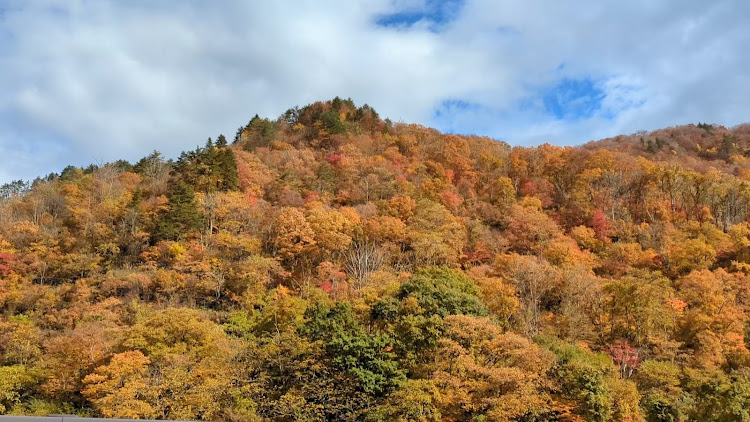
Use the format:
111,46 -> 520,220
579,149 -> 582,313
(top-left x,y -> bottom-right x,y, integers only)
0,0 -> 748,182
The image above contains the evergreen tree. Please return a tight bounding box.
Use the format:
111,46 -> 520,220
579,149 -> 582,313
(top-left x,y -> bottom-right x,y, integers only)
243,115 -> 278,149
172,144 -> 239,194
233,126 -> 244,143
322,110 -> 346,134
216,134 -> 228,148
218,149 -> 239,192
155,181 -> 202,241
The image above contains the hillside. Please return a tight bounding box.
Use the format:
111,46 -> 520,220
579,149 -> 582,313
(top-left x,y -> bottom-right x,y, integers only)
1,98 -> 750,421
583,122 -> 750,175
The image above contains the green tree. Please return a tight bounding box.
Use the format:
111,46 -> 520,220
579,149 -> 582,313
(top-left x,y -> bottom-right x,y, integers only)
217,149 -> 239,192
542,338 -> 642,422
155,181 -> 202,241
634,360 -> 686,422
172,143 -> 239,193
687,368 -> 750,422
321,111 -> 346,135
0,365 -> 36,414
368,379 -> 441,422
242,114 -> 279,148
397,267 -> 488,318
301,302 -> 405,396
216,134 -> 228,148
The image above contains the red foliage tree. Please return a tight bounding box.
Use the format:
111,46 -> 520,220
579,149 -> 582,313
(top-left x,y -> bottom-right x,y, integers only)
520,180 -> 538,197
0,252 -> 15,276
610,339 -> 640,379
591,209 -> 609,241
325,154 -> 342,165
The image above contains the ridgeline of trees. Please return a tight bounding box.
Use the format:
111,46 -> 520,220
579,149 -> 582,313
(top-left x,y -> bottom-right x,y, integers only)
2,98 -> 750,421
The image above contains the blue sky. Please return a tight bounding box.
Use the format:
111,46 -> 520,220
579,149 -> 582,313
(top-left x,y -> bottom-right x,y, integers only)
375,0 -> 464,29
0,0 -> 749,182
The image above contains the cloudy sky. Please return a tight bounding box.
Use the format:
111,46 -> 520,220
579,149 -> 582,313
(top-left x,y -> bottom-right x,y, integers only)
1,0 -> 748,182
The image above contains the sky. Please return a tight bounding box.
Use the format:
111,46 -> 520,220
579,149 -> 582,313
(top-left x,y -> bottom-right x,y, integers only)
0,0 -> 749,183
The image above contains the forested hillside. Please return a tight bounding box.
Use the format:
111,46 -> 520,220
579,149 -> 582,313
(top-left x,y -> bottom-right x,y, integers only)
2,98 -> 750,421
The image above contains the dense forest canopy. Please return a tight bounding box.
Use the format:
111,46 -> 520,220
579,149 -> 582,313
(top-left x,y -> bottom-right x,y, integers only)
2,98 -> 750,421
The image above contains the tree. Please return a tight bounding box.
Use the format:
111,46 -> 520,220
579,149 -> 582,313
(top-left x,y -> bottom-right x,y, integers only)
0,315 -> 43,366
396,267 -> 488,318
82,351 -> 156,419
676,269 -> 747,368
0,251 -> 16,278
687,368 -> 750,422
610,339 -> 641,379
172,144 -> 239,193
217,149 -> 240,192
305,204 -> 358,258
495,254 -> 559,337
120,308 -> 234,420
503,198 -> 562,253
668,238 -> 716,274
216,134 -> 228,148
0,365 -> 36,414
301,302 -> 406,396
368,379 -> 441,422
543,338 -> 642,422
321,110 -> 346,135
470,269 -> 519,329
407,200 -> 467,267
634,360 -> 685,422
242,115 -> 279,148
591,209 -> 610,241
272,207 -> 316,264
42,321 -> 120,403
155,181 -> 202,241
432,315 -> 555,421
343,241 -> 384,290
604,270 -> 674,348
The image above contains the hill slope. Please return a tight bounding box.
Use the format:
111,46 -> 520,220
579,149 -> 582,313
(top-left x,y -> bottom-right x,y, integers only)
1,98 -> 750,421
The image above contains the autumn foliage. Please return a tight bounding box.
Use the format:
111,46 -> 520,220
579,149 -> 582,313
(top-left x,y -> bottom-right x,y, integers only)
2,98 -> 750,420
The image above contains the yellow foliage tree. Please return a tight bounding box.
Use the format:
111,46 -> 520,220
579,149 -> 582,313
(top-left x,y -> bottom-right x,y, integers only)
82,351 -> 155,419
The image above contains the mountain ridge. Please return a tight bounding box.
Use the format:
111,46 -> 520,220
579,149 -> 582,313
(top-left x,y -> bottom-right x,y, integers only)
1,98 -> 750,420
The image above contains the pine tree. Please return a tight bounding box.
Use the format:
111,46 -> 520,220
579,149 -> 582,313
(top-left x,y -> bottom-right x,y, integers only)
155,181 -> 202,241
218,149 -> 239,192
172,142 -> 239,194
233,126 -> 244,143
